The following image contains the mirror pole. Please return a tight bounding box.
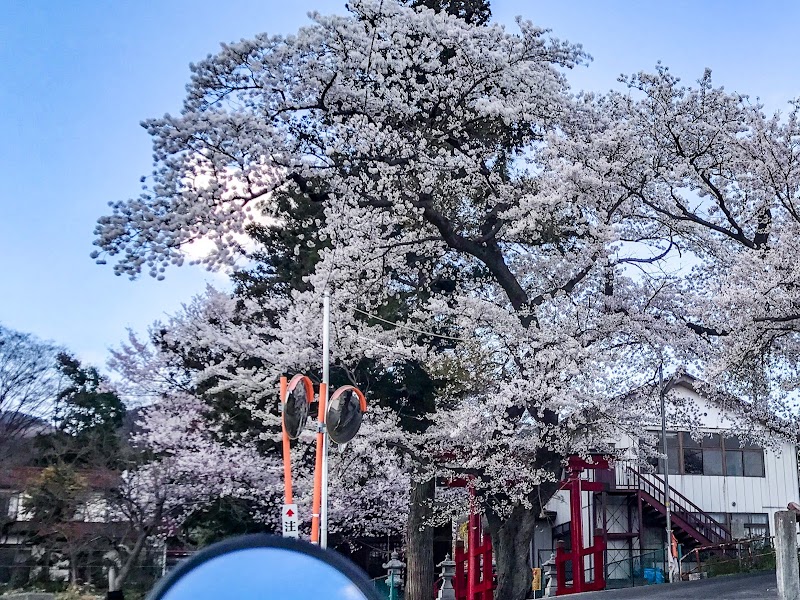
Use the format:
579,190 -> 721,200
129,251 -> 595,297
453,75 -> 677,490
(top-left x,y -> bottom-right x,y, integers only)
321,417 -> 330,547
311,381 -> 327,544
321,290 -> 331,548
280,376 -> 293,505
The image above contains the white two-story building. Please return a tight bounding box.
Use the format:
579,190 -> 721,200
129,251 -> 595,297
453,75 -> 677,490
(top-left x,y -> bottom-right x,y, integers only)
532,375 -> 799,588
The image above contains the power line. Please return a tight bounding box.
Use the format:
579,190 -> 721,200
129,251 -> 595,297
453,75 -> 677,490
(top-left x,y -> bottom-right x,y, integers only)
350,307 -> 471,343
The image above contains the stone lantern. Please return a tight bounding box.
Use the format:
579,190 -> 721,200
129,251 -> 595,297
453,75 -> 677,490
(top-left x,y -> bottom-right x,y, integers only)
542,551 -> 558,597
383,551 -> 405,600
436,554 -> 457,600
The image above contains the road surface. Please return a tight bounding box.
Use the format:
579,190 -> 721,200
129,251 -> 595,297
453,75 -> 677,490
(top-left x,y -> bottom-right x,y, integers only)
565,572 -> 777,599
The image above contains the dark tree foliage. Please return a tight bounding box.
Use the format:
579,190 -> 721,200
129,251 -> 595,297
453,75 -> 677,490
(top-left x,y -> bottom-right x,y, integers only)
33,355 -> 125,470
54,354 -> 125,435
49,353 -> 126,467
234,188 -> 327,299
180,498 -> 272,547
405,0 -> 491,24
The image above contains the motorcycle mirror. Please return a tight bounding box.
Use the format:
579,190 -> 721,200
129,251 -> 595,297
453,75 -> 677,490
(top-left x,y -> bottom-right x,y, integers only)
326,386 -> 366,444
146,534 -> 381,600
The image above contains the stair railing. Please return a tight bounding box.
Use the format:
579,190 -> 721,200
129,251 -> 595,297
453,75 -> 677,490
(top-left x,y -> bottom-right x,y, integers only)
619,465 -> 731,545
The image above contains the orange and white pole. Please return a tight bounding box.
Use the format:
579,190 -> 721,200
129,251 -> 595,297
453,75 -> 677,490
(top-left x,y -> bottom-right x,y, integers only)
320,291 -> 331,548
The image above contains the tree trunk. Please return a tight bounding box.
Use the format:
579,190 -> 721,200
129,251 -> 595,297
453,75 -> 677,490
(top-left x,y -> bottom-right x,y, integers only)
69,551 -> 78,587
110,530 -> 149,593
405,477 -> 435,600
485,504 -> 536,600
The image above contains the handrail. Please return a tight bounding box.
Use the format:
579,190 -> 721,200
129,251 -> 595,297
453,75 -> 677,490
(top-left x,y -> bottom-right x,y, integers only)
639,469 -> 731,542
678,534 -> 773,564
640,469 -> 716,519
620,466 -> 731,544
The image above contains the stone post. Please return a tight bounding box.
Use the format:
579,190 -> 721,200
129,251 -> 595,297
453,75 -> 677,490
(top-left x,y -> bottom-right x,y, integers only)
542,552 -> 557,597
436,554 -> 456,600
104,548 -> 124,600
774,510 -> 800,600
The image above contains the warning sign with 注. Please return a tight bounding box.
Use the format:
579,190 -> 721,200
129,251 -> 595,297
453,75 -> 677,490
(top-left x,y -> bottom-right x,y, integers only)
282,504 -> 299,538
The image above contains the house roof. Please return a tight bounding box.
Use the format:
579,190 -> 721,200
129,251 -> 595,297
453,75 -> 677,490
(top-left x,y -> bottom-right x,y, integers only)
0,466 -> 119,491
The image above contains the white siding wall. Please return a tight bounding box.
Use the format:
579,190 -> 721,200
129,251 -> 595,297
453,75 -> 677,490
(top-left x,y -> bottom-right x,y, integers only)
533,521 -> 554,565
655,384 -> 799,528
548,491 -> 571,527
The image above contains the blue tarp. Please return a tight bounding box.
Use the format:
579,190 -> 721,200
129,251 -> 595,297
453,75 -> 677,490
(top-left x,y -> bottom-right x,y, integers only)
642,567 -> 665,584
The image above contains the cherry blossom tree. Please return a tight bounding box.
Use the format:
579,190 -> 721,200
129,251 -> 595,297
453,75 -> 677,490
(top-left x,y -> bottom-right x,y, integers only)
558,66 -> 800,435
104,391 -> 281,598
91,2 -> 800,598
89,3 -> 672,597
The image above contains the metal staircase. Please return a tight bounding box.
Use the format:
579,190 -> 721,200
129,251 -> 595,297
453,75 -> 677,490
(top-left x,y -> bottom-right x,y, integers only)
611,465 -> 731,547
556,457 -> 733,593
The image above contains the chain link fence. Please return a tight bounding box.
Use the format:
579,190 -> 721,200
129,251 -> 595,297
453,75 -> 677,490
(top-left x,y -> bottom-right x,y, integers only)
679,535 -> 776,578
0,549 -> 165,600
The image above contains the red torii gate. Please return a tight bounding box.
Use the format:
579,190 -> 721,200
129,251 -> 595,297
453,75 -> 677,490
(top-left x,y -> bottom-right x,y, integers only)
454,506 -> 493,600
555,455 -> 609,595
444,455 -> 609,599
443,479 -> 494,600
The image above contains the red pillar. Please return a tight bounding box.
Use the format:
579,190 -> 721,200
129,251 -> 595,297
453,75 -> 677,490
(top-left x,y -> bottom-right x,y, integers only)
454,541 -> 466,600
555,456 -> 609,595
467,511 -> 478,600
569,473 -> 585,592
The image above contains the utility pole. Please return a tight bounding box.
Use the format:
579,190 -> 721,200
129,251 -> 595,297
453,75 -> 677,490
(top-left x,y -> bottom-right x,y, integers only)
659,363 -> 674,581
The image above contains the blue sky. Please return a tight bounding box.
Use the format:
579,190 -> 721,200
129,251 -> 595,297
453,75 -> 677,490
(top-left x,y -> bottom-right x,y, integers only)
1,1 -> 798,370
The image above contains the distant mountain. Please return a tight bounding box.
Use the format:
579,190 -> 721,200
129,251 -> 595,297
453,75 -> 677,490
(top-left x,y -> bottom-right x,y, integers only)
0,410 -> 54,438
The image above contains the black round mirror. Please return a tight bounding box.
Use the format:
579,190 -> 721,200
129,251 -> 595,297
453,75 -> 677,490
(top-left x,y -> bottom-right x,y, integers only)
146,534 -> 381,600
284,378 -> 312,440
326,386 -> 365,444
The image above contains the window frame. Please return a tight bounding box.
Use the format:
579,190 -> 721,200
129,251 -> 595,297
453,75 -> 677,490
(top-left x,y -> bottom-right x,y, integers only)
653,431 -> 765,477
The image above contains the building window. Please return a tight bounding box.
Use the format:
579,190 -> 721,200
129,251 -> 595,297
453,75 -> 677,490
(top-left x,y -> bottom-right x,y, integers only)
730,513 -> 769,539
652,432 -> 765,477
0,493 -> 18,520
691,512 -> 769,539
682,434 -> 703,475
